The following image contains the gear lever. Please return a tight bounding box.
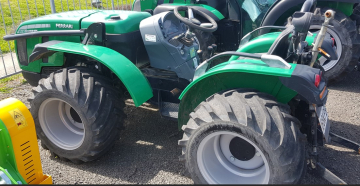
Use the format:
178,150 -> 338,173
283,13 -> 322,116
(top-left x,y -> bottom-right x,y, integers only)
211,44 -> 217,53
197,50 -> 203,62
207,46 -> 214,58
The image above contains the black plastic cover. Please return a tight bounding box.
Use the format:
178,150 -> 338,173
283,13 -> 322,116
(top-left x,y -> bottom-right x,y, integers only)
21,70 -> 42,86
28,40 -> 63,63
82,22 -> 106,45
280,64 -> 328,106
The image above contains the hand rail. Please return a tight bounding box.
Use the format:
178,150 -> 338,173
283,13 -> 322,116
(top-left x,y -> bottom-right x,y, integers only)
3,30 -> 85,41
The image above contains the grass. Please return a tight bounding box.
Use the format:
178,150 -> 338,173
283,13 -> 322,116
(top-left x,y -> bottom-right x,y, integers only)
0,73 -> 26,93
0,0 -> 134,53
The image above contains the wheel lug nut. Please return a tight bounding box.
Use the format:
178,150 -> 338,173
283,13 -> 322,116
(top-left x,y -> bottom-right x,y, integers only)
230,156 -> 235,161
256,152 -> 260,157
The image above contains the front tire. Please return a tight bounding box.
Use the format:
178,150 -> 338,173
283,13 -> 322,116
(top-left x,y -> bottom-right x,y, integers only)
29,67 -> 125,163
179,89 -> 306,184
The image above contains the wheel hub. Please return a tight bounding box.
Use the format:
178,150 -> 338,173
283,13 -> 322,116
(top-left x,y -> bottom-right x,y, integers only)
197,131 -> 270,184
70,107 -> 82,123
310,25 -> 342,71
229,137 -> 256,161
39,98 -> 85,150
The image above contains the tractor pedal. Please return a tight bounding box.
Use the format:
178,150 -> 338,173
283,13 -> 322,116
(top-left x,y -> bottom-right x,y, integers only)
160,102 -> 179,119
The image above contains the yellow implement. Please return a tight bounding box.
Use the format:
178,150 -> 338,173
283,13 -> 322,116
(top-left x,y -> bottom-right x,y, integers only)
0,98 -> 52,184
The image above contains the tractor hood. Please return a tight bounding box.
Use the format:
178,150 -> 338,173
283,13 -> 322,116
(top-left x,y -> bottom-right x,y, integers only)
16,10 -> 151,34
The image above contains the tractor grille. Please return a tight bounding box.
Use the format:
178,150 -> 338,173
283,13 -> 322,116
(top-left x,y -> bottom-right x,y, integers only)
16,39 -> 28,66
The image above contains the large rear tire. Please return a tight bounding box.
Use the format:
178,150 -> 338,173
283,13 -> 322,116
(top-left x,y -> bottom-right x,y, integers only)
351,4 -> 360,72
29,67 -> 125,163
179,89 -> 306,184
311,7 -> 360,82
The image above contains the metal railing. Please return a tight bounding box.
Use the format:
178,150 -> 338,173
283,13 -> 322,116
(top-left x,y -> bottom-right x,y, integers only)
0,0 -> 134,80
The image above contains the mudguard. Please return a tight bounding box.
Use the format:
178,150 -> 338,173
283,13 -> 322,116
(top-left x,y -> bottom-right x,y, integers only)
178,60 -> 297,128
261,0 -> 356,27
29,41 -> 153,107
178,58 -> 327,129
228,31 -> 317,61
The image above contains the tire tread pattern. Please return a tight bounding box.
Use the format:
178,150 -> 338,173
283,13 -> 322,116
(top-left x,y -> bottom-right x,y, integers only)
30,67 -> 126,164
179,89 -> 306,184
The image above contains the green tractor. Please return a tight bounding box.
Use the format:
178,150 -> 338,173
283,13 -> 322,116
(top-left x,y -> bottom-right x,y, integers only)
3,0 -> 345,184
132,0 -> 360,82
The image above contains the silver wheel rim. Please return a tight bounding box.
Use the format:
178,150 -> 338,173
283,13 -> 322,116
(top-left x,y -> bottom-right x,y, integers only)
39,98 -> 85,150
310,25 -> 343,71
197,131 -> 270,184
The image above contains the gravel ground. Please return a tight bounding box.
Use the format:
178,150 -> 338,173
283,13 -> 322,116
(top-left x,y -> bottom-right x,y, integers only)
0,70 -> 359,184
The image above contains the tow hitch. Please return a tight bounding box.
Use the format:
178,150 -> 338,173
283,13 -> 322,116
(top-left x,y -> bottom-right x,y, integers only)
308,105 -> 359,184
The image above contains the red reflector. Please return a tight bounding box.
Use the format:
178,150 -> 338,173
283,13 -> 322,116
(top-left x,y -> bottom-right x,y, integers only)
315,74 -> 321,87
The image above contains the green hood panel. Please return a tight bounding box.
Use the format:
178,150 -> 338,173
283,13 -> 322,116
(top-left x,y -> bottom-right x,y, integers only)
81,11 -> 151,34
16,10 -> 151,34
16,10 -> 98,33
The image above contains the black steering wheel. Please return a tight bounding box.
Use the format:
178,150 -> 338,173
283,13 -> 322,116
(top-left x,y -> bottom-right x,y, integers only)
173,6 -> 218,32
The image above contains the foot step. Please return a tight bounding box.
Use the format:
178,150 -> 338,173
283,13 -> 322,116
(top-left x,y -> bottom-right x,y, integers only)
160,102 -> 179,119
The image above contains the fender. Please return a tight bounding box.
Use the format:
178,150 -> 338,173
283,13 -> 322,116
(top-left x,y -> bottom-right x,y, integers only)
261,0 -> 356,27
178,60 -> 298,128
28,41 -> 153,107
229,31 -> 316,61
178,59 -> 327,129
